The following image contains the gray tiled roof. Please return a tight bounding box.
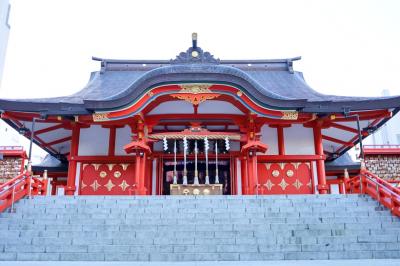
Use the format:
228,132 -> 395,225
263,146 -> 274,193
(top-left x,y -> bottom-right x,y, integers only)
0,46 -> 399,115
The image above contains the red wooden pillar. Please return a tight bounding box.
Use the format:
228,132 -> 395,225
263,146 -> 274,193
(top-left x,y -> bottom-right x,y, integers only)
246,152 -> 259,195
51,180 -> 57,195
313,126 -> 328,194
338,178 -> 344,194
277,126 -> 285,155
135,152 -> 147,195
108,127 -> 116,156
65,125 -> 80,195
231,156 -> 237,195
134,154 -> 141,195
145,156 -> 153,195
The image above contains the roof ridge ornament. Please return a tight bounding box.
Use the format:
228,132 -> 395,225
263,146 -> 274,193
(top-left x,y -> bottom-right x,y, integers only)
170,33 -> 220,65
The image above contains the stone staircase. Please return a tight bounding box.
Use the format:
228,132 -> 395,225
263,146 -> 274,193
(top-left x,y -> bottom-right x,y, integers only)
0,194 -> 399,261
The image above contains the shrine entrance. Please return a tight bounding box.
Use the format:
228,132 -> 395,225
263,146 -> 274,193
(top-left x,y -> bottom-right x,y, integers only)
162,159 -> 231,195
150,127 -> 239,196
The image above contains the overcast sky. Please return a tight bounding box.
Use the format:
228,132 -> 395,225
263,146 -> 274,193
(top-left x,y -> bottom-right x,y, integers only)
1,0 -> 400,99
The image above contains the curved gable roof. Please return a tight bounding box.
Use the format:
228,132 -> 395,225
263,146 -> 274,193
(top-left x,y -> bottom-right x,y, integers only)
0,45 -> 399,115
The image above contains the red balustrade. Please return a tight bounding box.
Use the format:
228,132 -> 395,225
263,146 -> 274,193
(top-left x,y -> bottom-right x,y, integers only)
0,172 -> 48,212
345,169 -> 400,217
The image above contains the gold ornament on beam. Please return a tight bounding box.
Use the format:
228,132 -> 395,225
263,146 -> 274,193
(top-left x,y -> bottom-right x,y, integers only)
179,84 -> 212,93
171,84 -> 220,105
281,111 -> 299,120
92,113 -> 110,122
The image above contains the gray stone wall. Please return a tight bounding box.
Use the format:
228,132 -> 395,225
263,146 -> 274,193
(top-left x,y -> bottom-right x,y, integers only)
365,154 -> 400,180
0,156 -> 23,183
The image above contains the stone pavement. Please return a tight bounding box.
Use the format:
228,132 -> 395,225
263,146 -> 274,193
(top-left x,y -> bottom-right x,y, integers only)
0,260 -> 400,266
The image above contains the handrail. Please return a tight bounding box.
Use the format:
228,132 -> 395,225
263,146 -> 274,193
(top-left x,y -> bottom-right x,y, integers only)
363,144 -> 400,149
345,169 -> 400,217
0,171 -> 48,213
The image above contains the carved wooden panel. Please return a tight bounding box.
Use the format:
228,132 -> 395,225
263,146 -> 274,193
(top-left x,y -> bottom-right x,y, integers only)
257,162 -> 313,195
80,163 -> 136,195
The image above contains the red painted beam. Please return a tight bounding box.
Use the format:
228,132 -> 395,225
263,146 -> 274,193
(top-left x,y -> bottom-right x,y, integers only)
45,136 -> 72,147
322,135 -> 353,147
336,117 -> 383,154
35,124 -> 65,135
10,119 -> 58,154
257,154 -> 325,162
68,155 -> 136,163
329,122 -> 359,134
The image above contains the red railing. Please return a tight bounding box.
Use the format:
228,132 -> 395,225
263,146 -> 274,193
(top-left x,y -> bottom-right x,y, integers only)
363,144 -> 400,155
0,171 -> 48,213
363,144 -> 400,149
345,169 -> 400,217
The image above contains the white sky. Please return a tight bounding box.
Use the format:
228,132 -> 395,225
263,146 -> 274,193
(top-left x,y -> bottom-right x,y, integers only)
1,0 -> 400,99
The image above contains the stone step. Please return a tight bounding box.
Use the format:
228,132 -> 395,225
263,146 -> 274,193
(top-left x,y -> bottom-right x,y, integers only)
1,194 -> 399,261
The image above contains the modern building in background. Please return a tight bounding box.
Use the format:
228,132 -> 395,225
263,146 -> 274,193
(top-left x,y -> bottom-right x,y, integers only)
0,0 -> 21,146
364,89 -> 400,146
0,0 -> 10,87
0,0 -> 18,146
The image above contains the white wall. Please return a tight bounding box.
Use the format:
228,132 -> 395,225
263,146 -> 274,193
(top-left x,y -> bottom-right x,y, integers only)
260,125 -> 278,155
78,125 -> 109,156
115,125 -> 131,155
148,101 -> 193,115
198,100 -> 243,114
284,124 -> 315,155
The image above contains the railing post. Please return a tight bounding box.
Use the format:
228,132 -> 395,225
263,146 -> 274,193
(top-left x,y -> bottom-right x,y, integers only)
27,162 -> 32,199
343,168 -> 349,194
42,170 -> 48,195
376,183 -> 380,202
10,185 -> 16,213
359,174 -> 363,194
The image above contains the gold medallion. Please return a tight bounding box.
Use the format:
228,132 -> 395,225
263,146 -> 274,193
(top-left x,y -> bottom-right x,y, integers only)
99,171 -> 107,178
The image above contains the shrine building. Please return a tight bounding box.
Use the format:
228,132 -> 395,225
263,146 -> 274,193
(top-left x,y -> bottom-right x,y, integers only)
1,34 -> 399,196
